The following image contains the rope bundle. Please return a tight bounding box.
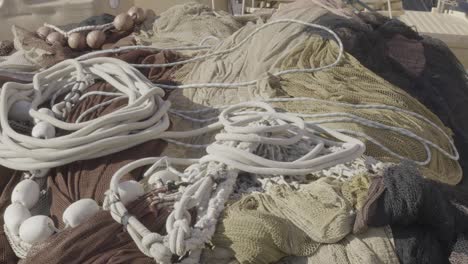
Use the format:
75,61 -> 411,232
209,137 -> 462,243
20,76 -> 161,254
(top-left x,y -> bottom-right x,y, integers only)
104,101 -> 366,264
0,57 -> 170,170
170,96 -> 459,167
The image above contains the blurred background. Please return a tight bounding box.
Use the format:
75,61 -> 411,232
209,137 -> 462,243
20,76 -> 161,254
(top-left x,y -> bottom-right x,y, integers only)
0,0 -> 228,39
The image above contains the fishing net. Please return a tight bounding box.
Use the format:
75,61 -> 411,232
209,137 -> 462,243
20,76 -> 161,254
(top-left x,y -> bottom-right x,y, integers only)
166,0 -> 461,184
21,188 -> 174,264
0,167 -> 20,264
212,177 -> 354,263
136,2 -> 242,51
313,11 -> 468,185
272,37 -> 460,184
46,50 -> 178,229
11,50 -> 183,262
299,227 -> 398,264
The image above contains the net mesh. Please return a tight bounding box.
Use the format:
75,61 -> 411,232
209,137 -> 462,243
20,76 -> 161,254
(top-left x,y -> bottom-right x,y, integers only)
0,168 -> 21,264
136,2 -> 242,53
11,50 -> 183,263
271,37 -> 460,184
21,188 -> 173,264
166,1 -> 461,184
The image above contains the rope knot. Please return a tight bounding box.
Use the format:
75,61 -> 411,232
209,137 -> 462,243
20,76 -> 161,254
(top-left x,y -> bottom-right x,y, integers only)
166,209 -> 192,256
173,218 -> 191,234
142,233 -> 171,264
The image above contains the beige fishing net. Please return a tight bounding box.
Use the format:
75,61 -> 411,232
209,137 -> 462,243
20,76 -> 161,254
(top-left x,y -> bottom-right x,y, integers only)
136,2 -> 242,52
271,37 -> 460,184
341,173 -> 373,210
278,227 -> 399,264
165,0 -> 461,184
212,177 -> 354,263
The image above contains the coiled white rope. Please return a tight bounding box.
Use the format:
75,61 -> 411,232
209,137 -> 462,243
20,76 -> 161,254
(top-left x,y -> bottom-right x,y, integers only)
0,57 -> 175,170
104,101 -> 366,264
168,97 -> 459,166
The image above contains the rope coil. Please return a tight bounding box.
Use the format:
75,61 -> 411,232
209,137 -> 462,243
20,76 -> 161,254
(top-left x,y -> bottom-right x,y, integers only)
0,57 -> 171,170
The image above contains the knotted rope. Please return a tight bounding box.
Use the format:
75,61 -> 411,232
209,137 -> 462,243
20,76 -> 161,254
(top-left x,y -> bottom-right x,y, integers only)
104,101 -> 366,263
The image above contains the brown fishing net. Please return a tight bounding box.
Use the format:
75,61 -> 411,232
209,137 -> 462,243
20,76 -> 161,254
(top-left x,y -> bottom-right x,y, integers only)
21,188 -> 173,264
12,50 -> 184,263
0,168 -> 21,264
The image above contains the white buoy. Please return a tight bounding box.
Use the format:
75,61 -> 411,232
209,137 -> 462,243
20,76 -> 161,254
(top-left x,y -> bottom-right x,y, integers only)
11,179 -> 40,209
63,199 -> 100,228
19,215 -> 55,243
32,121 -> 56,139
33,108 -> 55,124
4,203 -> 31,235
118,180 -> 144,205
9,100 -> 32,122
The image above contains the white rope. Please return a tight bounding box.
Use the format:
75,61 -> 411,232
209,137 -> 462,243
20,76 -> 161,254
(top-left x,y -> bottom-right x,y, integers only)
75,45 -> 213,61
74,18 -> 343,90
44,22 -> 114,38
104,101 -> 365,263
0,57 -> 179,170
387,0 -> 393,19
167,96 -> 459,166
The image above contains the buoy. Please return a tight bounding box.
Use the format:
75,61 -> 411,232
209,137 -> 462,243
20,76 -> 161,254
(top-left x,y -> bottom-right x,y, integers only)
19,215 -> 55,243
63,199 -> 100,228
33,108 -> 55,124
36,26 -> 53,39
86,30 -> 106,49
11,179 -> 40,209
4,203 -> 31,235
68,32 -> 87,50
118,180 -> 144,205
46,32 -> 66,46
128,7 -> 146,24
9,100 -> 32,122
32,121 -> 56,139
113,13 -> 134,31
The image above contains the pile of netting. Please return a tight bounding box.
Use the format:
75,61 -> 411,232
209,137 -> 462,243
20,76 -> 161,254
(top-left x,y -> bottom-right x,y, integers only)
0,1 -> 467,264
